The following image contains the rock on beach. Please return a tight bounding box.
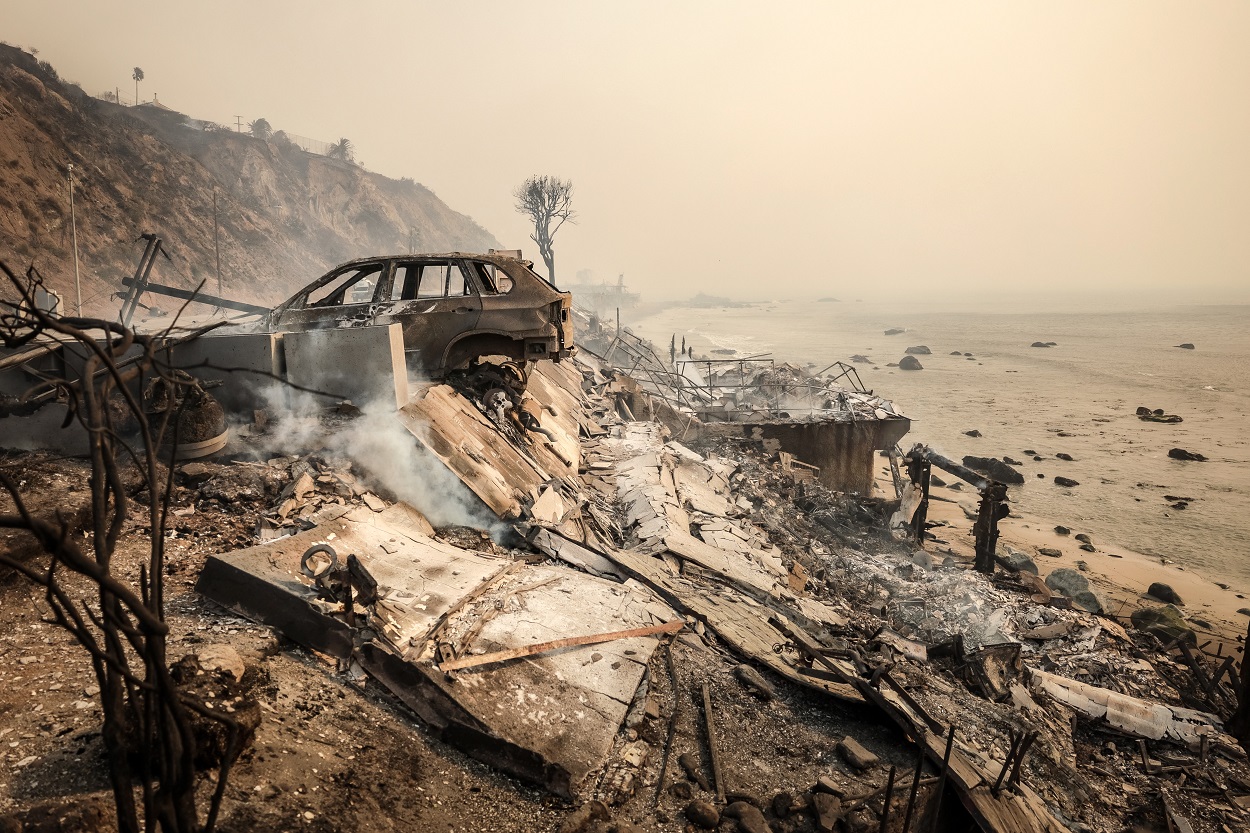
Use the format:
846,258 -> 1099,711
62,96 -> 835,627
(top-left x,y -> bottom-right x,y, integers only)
898,355 -> 924,370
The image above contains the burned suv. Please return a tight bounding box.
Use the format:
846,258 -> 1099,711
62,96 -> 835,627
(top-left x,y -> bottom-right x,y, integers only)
267,252 -> 573,376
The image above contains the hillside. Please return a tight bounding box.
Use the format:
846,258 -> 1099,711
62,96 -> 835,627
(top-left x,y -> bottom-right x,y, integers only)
0,44 -> 501,314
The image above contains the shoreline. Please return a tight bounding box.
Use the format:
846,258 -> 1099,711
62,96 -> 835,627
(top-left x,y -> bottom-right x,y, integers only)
626,307 -> 1250,648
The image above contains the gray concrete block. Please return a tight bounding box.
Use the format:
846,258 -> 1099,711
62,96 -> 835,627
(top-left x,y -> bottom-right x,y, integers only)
165,331 -> 283,414
283,324 -> 408,410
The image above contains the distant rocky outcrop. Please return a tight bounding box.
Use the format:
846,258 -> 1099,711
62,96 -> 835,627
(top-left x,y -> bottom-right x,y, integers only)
904,345 -> 931,355
0,44 -> 500,312
884,328 -> 906,336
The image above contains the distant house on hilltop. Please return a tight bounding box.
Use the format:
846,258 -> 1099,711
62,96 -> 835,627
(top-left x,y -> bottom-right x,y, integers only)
134,95 -> 193,128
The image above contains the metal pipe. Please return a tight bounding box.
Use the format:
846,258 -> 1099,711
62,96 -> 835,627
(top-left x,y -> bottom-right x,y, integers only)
900,749 -> 925,833
927,728 -> 956,833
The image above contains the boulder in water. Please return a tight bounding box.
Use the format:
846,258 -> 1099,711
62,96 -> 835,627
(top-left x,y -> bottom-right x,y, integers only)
1175,343 -> 1195,349
1002,456 -> 1022,466
849,354 -> 870,363
898,355 -> 924,371
949,350 -> 962,355
884,328 -> 906,336
1168,448 -> 1207,462
1054,525 -> 1070,535
1054,476 -> 1079,487
1056,453 -> 1074,461
1030,341 -> 1052,348
964,429 -> 982,438
905,345 -> 931,355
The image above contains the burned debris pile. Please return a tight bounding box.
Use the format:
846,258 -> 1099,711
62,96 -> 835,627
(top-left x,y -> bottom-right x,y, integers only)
3,295 -> 1250,832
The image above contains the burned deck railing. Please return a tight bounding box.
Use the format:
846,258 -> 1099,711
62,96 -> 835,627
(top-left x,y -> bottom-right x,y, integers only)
595,326 -> 883,421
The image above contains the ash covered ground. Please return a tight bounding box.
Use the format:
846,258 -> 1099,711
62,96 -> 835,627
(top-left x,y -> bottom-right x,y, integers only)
2,362 -> 1249,833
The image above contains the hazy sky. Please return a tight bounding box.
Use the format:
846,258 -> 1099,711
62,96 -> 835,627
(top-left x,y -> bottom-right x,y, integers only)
8,2 -> 1250,303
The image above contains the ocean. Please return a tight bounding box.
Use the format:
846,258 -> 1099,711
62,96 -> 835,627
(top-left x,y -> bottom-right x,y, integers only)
630,300 -> 1250,588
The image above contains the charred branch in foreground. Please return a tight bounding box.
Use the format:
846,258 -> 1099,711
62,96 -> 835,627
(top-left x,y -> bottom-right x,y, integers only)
0,260 -> 244,833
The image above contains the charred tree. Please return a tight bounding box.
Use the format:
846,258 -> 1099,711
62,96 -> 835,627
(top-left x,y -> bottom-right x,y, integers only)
0,261 -> 243,833
513,174 -> 576,284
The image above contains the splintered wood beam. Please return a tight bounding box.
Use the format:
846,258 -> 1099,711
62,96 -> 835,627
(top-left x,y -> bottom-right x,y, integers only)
702,681 -> 727,803
437,619 -> 686,671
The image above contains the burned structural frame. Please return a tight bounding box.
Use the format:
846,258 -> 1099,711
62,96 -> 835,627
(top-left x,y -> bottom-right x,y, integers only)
904,444 -> 1009,574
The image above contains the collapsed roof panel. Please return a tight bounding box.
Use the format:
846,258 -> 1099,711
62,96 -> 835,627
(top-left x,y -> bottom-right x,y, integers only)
197,502 -> 675,797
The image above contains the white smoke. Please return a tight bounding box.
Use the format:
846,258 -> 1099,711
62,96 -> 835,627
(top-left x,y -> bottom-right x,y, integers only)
244,379 -> 504,536
322,398 -> 504,534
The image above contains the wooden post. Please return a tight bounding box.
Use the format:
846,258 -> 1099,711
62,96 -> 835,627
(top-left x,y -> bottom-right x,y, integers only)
701,682 -> 726,803
973,483 -> 1008,574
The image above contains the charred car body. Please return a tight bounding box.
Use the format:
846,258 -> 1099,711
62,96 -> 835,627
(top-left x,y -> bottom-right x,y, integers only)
265,252 -> 573,377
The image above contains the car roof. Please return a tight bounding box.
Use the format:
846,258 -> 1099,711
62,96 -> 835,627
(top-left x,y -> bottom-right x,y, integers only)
329,252 -> 528,270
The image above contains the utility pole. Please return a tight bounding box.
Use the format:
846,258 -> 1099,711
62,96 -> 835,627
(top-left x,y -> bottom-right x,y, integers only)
67,164 -> 81,316
212,190 -> 222,299
234,115 -> 243,133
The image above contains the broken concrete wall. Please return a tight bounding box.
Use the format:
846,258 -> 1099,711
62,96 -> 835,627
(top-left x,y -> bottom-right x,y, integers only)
703,417 -> 911,494
164,331 -> 283,414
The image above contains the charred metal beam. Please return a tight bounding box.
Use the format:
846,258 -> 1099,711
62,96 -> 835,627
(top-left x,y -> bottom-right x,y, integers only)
913,446 -> 989,492
121,276 -> 271,316
905,453 -> 932,542
119,234 -> 176,326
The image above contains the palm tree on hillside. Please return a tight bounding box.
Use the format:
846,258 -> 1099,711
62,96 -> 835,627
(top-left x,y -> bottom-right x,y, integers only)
249,118 -> 273,140
132,66 -> 144,105
327,137 -> 354,162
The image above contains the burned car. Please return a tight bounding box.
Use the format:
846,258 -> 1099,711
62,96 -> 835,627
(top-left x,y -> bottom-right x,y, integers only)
266,252 -> 573,377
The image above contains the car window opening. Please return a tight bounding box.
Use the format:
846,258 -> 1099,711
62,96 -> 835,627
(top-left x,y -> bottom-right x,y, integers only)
306,265 -> 382,307
471,261 -> 512,295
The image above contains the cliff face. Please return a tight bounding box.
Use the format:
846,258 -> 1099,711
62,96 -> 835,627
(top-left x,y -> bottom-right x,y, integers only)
0,45 -> 501,313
